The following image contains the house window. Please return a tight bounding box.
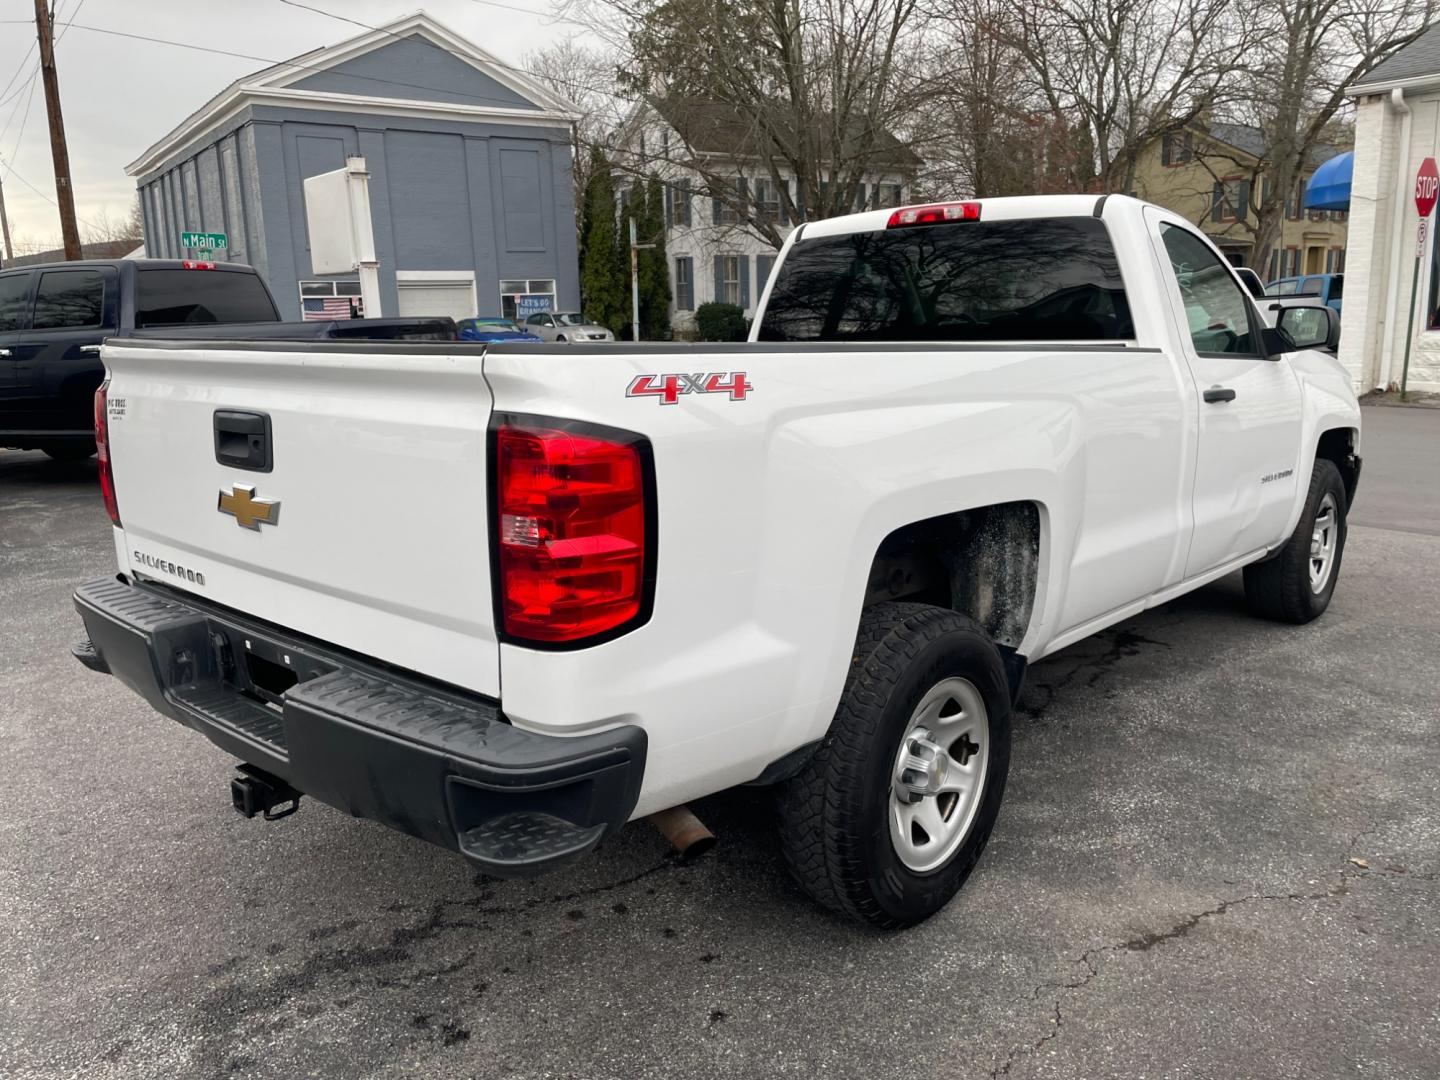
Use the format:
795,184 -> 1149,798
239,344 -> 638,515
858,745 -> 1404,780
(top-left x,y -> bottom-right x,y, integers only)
1212,179 -> 1247,223
1162,132 -> 1193,166
499,278 -> 557,321
299,279 -> 363,319
753,178 -> 781,222
668,179 -> 692,227
880,183 -> 904,208
1285,247 -> 1301,276
721,255 -> 742,305
1286,188 -> 1302,220
713,178 -> 744,225
674,257 -> 694,311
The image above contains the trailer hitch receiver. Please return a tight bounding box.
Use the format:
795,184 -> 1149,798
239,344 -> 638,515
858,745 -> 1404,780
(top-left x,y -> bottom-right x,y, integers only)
230,764 -> 302,821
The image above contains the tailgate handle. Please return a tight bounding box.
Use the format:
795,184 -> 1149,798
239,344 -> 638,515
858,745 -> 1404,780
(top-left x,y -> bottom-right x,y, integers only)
214,410 -> 273,472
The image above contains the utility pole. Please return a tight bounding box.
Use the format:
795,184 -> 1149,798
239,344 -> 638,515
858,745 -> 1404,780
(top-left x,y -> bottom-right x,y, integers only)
0,174 -> 13,265
628,217 -> 654,341
34,0 -> 82,261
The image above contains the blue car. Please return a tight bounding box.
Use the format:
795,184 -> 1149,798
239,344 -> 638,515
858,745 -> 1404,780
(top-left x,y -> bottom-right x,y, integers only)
1265,274 -> 1343,316
456,317 -> 543,343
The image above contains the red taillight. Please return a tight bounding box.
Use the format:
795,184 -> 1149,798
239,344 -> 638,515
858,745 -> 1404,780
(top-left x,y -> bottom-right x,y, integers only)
181,260 -> 215,270
95,379 -> 120,525
495,419 -> 651,644
886,202 -> 981,228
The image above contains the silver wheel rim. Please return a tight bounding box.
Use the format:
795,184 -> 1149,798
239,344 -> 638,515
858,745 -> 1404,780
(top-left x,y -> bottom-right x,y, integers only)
1309,492 -> 1339,594
889,676 -> 990,874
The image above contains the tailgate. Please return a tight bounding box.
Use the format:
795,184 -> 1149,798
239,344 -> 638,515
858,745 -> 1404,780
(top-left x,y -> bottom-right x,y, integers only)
101,340 -> 498,696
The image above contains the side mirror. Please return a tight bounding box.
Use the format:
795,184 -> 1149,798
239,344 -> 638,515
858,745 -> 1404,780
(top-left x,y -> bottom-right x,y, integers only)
1274,305 -> 1340,353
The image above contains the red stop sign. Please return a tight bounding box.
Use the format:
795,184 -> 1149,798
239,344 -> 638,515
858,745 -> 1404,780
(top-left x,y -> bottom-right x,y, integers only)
1417,158 -> 1439,217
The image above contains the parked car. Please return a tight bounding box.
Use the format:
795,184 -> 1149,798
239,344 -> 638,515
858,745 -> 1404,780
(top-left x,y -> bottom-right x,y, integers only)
1266,272 -> 1343,315
524,311 -> 615,342
0,260 -> 460,459
1234,266 -> 1266,299
457,317 -> 543,343
70,195 -> 1360,928
0,259 -> 279,459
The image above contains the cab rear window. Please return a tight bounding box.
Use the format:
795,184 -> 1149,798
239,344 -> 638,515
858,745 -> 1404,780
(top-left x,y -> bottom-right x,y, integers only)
135,269 -> 278,327
757,217 -> 1133,342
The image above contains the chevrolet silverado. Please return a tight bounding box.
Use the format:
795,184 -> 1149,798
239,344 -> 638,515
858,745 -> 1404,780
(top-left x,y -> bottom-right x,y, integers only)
70,195 -> 1360,927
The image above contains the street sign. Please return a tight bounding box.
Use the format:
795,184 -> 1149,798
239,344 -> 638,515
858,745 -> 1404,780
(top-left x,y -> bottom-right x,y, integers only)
1415,158 -> 1438,218
180,231 -> 227,251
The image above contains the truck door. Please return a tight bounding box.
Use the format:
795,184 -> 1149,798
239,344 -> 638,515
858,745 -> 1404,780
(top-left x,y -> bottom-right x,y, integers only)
0,271 -> 34,422
9,266 -> 114,435
1146,211 -> 1303,577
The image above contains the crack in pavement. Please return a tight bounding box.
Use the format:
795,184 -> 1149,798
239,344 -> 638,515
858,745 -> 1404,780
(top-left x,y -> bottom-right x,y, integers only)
986,844 -> 1390,1079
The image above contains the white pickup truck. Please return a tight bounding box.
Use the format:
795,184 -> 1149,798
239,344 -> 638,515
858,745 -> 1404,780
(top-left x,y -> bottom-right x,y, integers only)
72,195 -> 1360,927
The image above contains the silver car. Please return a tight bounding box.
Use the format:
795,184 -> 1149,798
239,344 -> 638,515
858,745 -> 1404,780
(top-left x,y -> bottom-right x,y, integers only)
524,312 -> 615,342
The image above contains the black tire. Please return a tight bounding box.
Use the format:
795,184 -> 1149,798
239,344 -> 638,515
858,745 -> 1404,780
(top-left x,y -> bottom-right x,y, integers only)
776,602 -> 1012,928
43,443 -> 96,462
556,334 -> 567,342
1243,458 -> 1348,624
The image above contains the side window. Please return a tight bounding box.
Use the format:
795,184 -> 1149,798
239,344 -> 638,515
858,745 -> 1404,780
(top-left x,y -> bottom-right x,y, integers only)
32,270 -> 105,330
0,273 -> 30,332
1159,225 -> 1258,356
1329,274 -> 1343,299
1270,280 -> 1298,296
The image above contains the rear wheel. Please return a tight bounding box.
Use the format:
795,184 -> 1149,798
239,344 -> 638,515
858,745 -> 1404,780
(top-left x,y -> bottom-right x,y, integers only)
777,602 -> 1012,928
1243,458 -> 1348,624
556,334 -> 567,342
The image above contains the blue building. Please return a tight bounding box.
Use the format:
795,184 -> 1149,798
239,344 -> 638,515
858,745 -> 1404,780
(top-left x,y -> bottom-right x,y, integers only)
126,12 -> 581,323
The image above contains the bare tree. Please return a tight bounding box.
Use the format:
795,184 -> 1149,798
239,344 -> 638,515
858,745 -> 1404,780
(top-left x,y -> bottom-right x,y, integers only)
1222,0 -> 1436,273
574,0 -> 932,248
525,38 -> 626,214
917,1 -> 1080,198
999,0 -> 1247,193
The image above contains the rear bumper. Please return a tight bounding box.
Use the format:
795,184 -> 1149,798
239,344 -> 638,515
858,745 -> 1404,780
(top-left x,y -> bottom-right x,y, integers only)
72,576 -> 646,877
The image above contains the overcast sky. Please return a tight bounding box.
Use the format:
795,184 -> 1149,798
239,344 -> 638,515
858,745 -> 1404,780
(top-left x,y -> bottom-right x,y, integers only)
0,0 -> 588,255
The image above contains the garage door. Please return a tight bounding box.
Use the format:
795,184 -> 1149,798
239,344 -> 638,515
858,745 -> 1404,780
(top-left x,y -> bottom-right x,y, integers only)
396,281 -> 476,322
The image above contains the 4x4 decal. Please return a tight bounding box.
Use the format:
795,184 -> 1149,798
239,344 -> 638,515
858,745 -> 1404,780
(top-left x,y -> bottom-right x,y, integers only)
626,372 -> 753,405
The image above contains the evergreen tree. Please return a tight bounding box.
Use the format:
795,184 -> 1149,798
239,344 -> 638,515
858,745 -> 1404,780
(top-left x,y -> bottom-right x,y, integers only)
637,175 -> 672,340
579,147 -> 626,333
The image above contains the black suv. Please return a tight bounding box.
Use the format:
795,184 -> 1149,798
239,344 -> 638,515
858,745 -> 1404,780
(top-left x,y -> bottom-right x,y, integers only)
0,259 -> 279,459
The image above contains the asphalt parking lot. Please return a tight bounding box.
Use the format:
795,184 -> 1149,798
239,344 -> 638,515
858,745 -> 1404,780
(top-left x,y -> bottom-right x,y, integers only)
3,405 -> 1438,1080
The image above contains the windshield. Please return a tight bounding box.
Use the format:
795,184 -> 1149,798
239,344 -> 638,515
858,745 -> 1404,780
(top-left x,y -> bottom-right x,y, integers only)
554,313 -> 595,326
758,217 -> 1133,342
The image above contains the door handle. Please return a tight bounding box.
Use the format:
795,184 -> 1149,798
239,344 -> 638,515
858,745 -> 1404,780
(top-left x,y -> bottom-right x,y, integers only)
80,344 -> 101,355
1203,386 -> 1237,403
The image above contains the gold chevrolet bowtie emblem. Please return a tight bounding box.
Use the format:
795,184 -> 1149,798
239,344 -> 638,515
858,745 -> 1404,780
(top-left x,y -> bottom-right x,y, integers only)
218,484 -> 281,530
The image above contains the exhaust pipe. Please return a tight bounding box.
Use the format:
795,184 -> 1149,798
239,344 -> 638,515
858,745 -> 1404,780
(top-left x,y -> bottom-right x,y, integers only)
649,805 -> 716,860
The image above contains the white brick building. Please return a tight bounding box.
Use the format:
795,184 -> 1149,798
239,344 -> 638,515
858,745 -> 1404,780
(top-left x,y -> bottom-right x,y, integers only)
616,99 -> 916,334
1340,25 -> 1440,393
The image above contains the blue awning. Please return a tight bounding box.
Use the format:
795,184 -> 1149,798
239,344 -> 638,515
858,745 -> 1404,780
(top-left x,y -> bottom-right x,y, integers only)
1304,151 -> 1352,211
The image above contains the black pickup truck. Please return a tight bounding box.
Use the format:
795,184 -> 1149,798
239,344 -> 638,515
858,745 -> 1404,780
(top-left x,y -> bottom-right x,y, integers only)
0,259 -> 453,459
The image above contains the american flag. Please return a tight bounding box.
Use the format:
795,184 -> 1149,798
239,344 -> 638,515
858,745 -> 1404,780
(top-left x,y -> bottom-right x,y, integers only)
302,296 -> 363,320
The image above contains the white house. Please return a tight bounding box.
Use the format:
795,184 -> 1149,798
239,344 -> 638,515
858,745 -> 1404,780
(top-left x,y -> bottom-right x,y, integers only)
1339,24 -> 1440,393
616,98 -> 918,333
